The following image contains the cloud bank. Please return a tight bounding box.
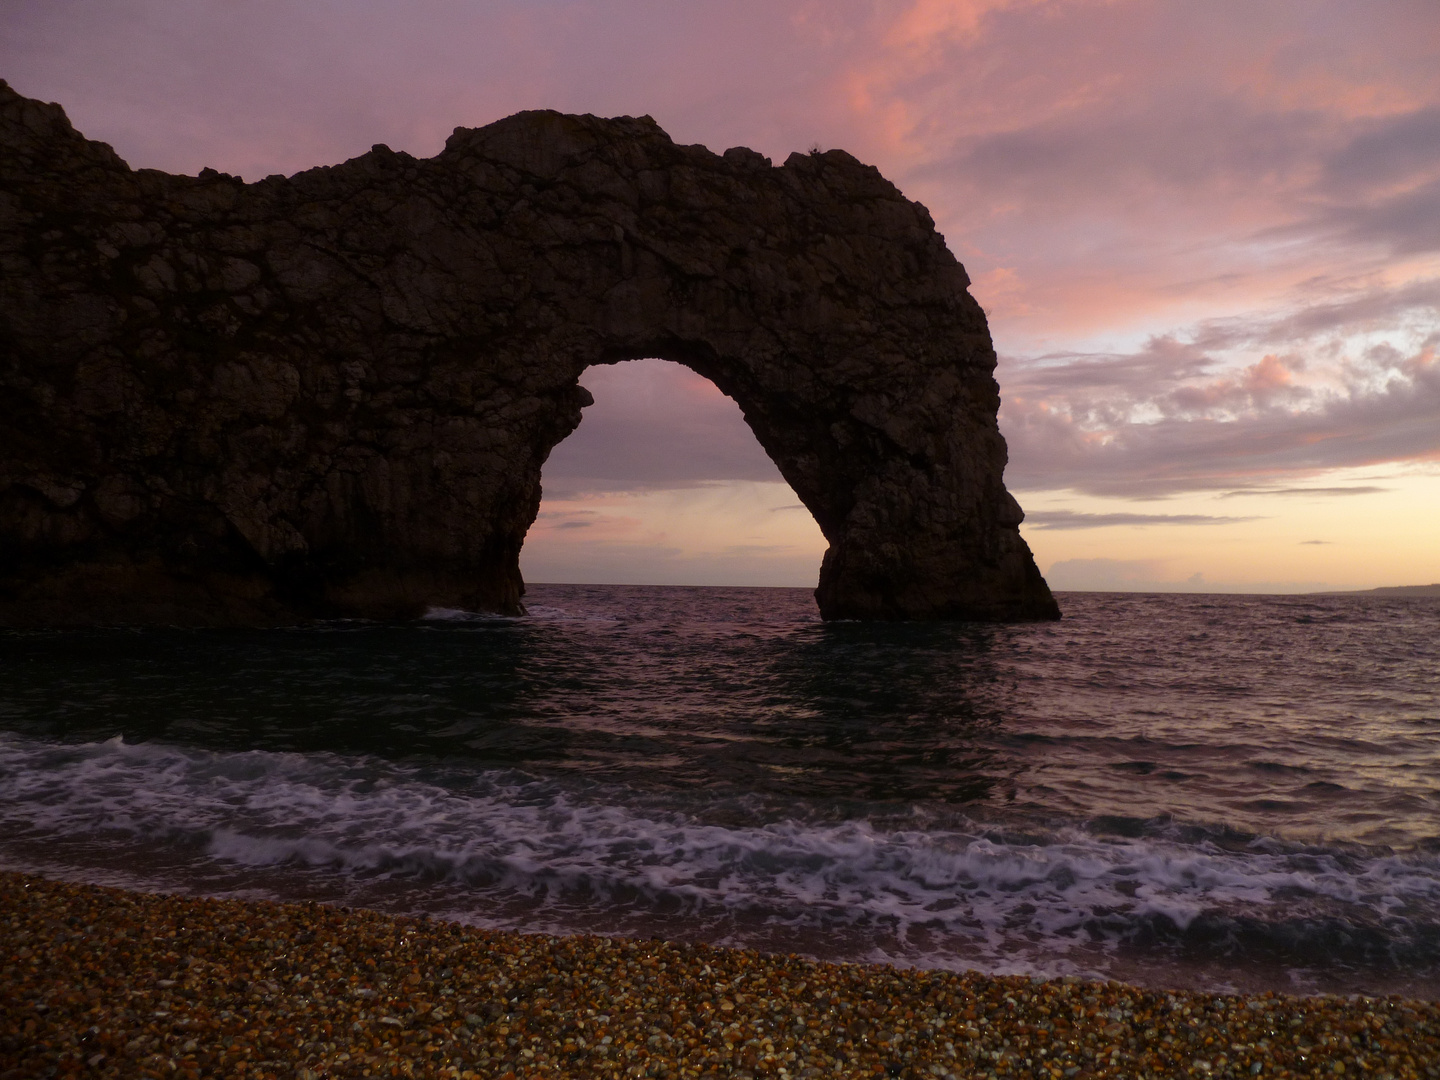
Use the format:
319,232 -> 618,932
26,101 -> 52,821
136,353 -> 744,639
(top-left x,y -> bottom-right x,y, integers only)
1001,289 -> 1440,497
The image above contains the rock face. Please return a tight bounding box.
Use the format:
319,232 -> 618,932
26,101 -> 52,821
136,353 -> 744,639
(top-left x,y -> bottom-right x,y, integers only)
0,81 -> 1059,625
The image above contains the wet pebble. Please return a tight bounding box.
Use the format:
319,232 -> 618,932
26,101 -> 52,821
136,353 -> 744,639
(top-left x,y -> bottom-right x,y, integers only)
2,871 -> 1438,1079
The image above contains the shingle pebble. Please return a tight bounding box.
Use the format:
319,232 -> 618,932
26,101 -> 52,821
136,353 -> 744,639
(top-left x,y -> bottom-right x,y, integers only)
2,870 -> 1437,1079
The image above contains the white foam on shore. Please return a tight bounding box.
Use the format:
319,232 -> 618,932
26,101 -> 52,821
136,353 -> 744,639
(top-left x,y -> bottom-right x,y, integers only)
2,731 -> 1437,986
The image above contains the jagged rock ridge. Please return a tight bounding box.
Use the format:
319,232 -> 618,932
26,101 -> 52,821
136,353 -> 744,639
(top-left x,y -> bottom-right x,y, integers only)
0,81 -> 1059,624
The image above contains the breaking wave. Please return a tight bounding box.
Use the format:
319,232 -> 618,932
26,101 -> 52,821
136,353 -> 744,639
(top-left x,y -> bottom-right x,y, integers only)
3,730 -> 1437,993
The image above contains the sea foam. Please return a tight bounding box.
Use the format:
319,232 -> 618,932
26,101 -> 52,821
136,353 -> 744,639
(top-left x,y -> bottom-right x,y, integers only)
2,731 -> 1436,991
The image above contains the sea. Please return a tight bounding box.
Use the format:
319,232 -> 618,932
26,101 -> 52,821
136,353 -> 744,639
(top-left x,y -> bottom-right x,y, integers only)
2,585 -> 1437,999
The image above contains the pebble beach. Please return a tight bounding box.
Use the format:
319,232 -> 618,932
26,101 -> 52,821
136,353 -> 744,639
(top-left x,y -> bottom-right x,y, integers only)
2,872 -> 1437,1080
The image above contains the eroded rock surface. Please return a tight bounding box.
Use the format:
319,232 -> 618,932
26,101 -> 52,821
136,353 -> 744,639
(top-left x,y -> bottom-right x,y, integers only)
0,81 -> 1058,624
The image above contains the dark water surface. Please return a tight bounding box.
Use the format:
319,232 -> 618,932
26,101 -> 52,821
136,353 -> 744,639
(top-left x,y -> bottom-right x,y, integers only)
2,587 -> 1437,997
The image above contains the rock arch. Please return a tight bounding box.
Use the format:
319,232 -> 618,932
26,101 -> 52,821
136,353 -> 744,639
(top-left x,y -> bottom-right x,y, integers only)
0,82 -> 1059,624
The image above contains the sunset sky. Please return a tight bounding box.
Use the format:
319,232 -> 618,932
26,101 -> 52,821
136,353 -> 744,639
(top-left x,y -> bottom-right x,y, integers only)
6,0 -> 1438,593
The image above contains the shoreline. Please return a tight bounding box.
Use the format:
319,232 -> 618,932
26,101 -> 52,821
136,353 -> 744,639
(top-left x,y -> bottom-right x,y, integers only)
2,872 -> 1436,1079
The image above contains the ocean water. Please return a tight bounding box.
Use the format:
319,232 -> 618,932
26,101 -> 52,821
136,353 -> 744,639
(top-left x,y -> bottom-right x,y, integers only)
1,585 -> 1437,998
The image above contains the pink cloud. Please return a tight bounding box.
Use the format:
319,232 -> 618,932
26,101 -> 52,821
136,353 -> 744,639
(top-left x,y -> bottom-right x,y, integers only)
1002,328 -> 1440,496
1165,354 -> 1306,414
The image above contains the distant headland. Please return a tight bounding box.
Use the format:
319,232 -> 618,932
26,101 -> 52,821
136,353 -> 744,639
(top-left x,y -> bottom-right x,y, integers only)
0,82 -> 1058,626
1321,583 -> 1440,597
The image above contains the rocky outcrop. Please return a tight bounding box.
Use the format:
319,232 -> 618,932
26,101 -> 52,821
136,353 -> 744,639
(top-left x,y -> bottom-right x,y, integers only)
0,81 -> 1059,625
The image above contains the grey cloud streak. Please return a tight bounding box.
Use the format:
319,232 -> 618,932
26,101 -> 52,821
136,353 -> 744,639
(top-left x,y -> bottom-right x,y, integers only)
925,98 -> 1440,263
915,96 -> 1332,217
1322,108 -> 1440,194
1308,107 -> 1440,256
1218,487 -> 1388,499
1323,177 -> 1440,257
1025,511 -> 1261,530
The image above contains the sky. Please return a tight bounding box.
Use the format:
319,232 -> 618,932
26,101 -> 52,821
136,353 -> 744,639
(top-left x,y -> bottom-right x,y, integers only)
5,0 -> 1438,593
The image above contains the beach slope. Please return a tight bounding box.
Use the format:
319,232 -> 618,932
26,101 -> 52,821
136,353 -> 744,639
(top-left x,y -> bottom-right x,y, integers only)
2,872 -> 1436,1079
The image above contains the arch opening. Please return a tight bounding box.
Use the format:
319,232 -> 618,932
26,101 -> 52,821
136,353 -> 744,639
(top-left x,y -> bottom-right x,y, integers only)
520,359 -> 827,589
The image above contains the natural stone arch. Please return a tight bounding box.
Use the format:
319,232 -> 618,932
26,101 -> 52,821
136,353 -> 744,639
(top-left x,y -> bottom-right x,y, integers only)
0,82 -> 1058,624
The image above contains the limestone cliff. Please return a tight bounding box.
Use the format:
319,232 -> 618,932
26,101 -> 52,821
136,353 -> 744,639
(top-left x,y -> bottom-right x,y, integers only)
0,81 -> 1059,624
